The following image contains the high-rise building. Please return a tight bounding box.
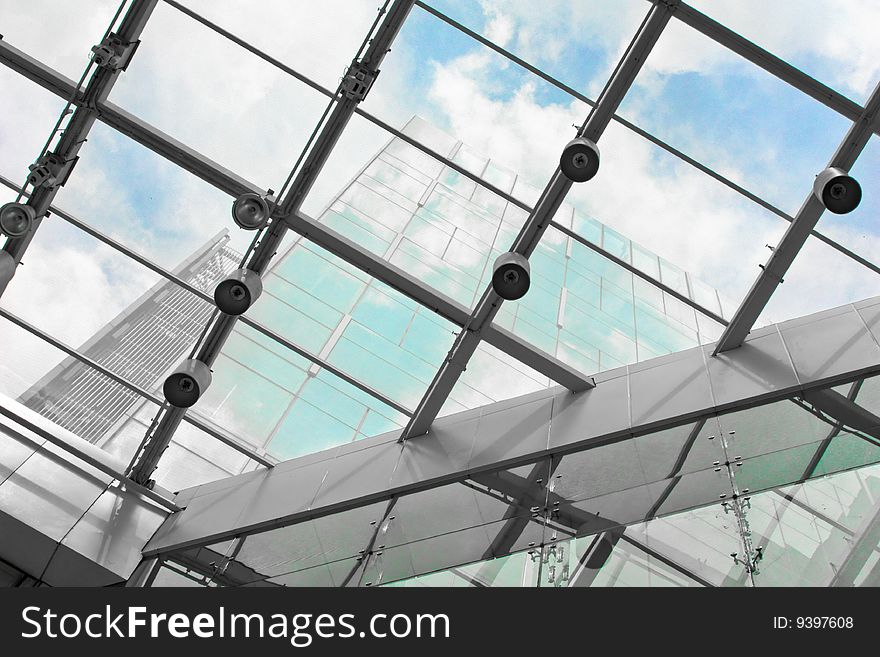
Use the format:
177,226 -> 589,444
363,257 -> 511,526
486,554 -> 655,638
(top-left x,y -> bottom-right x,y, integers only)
18,232 -> 238,447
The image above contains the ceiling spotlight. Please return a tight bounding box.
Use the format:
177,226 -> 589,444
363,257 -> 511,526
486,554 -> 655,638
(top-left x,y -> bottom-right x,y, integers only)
492,252 -> 531,301
163,359 -> 212,408
214,268 -> 263,315
231,193 -> 270,230
560,137 -> 600,183
814,167 -> 861,214
0,202 -> 36,238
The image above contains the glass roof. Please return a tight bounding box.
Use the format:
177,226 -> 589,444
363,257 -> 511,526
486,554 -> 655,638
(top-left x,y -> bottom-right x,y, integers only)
0,0 -> 878,587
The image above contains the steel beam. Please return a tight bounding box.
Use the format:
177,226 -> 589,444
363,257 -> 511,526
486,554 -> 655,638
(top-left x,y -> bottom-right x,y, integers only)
670,2 -> 872,130
127,0 -> 418,485
714,80 -> 880,353
399,1 -> 676,440
142,295 -> 880,556
0,0 -> 158,294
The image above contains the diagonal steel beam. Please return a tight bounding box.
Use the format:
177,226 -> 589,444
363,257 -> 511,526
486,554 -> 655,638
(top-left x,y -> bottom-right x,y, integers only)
0,0 -> 158,295
800,387 -> 880,440
399,1 -> 677,440
714,80 -> 880,354
128,0 -> 417,486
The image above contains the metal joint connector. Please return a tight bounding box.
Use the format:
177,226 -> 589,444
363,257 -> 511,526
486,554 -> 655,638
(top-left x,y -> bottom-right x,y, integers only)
27,153 -> 77,190
341,60 -> 378,101
90,32 -> 139,71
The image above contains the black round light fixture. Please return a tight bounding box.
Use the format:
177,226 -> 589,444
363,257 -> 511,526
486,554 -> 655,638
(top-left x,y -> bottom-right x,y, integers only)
492,252 -> 531,301
560,137 -> 600,183
0,202 -> 36,238
163,359 -> 212,408
214,267 -> 263,315
814,167 -> 861,214
231,193 -> 270,230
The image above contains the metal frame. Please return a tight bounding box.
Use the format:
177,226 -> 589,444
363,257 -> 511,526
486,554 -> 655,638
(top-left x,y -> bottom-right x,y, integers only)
415,0 -> 880,278
0,0 -> 878,587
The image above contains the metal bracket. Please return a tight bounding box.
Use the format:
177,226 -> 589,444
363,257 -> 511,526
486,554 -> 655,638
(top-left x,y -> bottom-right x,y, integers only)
757,263 -> 784,283
341,60 -> 378,101
27,153 -> 78,190
90,32 -> 140,71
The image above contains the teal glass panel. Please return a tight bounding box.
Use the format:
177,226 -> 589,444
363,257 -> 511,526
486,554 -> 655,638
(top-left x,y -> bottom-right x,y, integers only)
247,291 -> 334,355
270,243 -> 368,315
195,354 -> 292,447
321,206 -> 394,256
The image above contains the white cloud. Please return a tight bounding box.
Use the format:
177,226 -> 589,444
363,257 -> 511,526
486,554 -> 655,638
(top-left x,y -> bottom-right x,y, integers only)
686,0 -> 880,99
418,14 -> 877,328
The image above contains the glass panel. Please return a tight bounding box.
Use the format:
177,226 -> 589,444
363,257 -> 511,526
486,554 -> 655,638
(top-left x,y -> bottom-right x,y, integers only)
53,122 -> 249,271
629,18 -> 854,216
179,0 -> 382,93
688,0 -> 880,103
0,68 -> 69,179
110,0 -> 332,191
0,0 -> 121,79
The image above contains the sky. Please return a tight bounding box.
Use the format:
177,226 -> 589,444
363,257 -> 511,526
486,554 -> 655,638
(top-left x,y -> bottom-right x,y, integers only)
0,0 -> 878,397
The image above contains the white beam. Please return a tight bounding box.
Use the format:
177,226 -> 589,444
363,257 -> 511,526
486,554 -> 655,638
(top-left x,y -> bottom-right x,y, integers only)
143,295 -> 880,557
